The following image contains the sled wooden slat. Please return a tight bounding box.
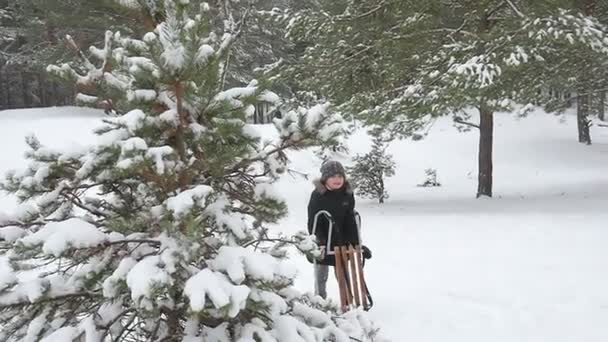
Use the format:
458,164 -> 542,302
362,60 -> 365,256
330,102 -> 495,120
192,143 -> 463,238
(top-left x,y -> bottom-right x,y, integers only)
356,245 -> 368,309
339,246 -> 353,307
349,245 -> 361,307
334,246 -> 347,309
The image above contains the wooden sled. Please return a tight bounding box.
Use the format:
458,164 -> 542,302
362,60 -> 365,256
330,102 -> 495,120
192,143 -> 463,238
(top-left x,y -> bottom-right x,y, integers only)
334,244 -> 370,311
312,210 -> 372,312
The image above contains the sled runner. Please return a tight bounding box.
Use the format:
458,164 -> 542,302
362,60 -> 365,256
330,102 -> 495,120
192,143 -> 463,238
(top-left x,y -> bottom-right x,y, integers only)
311,210 -> 373,311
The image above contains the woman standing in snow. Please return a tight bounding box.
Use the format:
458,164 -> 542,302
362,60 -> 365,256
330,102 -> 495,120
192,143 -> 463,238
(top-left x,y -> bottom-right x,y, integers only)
307,160 -> 359,299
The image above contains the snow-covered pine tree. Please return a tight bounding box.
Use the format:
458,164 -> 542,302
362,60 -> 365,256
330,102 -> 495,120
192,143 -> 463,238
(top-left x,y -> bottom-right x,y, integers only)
0,1 -> 383,341
42,0 -> 302,113
347,136 -> 395,204
571,0 -> 608,139
417,169 -> 441,188
282,0 -> 608,198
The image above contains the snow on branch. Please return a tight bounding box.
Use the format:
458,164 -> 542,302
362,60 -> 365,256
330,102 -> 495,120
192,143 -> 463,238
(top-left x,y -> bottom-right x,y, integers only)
18,218 -> 108,257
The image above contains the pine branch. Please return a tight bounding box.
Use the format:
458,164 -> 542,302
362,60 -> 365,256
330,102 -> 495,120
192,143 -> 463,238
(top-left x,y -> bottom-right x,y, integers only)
317,45 -> 373,69
111,313 -> 137,342
0,212 -> 100,231
505,0 -> 525,18
0,307 -> 42,341
148,312 -> 163,340
227,140 -> 298,174
286,168 -> 309,179
454,117 -> 480,129
62,191 -> 108,219
243,237 -> 296,248
0,291 -> 102,310
447,18 -> 473,40
335,0 -> 388,22
106,238 -> 161,247
486,1 -> 507,18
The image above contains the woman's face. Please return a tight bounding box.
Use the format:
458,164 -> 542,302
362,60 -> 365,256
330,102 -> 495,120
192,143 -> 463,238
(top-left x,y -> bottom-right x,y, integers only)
325,175 -> 345,190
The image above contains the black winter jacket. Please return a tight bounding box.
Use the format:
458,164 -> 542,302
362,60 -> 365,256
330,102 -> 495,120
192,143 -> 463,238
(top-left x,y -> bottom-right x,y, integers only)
307,180 -> 359,250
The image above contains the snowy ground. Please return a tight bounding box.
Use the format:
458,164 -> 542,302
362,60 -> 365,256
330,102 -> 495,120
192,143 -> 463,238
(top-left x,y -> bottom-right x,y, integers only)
1,106 -> 608,341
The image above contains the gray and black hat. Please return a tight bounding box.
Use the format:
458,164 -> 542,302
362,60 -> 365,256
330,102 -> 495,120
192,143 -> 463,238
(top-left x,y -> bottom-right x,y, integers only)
320,160 -> 346,182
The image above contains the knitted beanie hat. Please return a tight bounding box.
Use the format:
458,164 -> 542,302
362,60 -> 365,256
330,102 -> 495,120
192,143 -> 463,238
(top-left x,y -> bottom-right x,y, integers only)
320,160 -> 346,182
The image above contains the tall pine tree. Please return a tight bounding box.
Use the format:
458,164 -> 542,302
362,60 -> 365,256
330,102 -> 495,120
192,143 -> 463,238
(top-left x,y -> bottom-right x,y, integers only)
0,1 -> 383,341
282,0 -> 608,197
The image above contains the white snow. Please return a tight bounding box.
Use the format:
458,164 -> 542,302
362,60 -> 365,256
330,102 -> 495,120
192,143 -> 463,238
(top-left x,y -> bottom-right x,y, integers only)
214,82 -> 258,103
1,106 -> 608,341
0,226 -> 27,242
272,315 -> 317,342
0,106 -> 103,218
120,137 -> 148,154
210,246 -> 295,284
204,195 -> 248,240
165,185 -> 213,215
143,32 -> 156,43
145,145 -> 175,174
259,90 -> 281,103
103,257 -> 138,298
23,309 -> 49,342
11,203 -> 39,221
75,93 -> 98,104
112,109 -> 146,133
128,89 -> 157,102
184,268 -> 250,317
19,218 -> 108,257
81,316 -> 102,342
21,278 -> 46,302
271,107 -> 608,342
196,44 -> 215,64
125,255 -> 173,306
448,55 -> 502,87
40,326 -> 79,342
158,22 -> 186,71
159,109 -> 179,125
0,256 -> 17,290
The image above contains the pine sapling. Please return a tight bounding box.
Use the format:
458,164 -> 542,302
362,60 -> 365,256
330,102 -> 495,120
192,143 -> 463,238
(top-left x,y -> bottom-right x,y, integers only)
348,135 -> 395,204
417,168 -> 442,187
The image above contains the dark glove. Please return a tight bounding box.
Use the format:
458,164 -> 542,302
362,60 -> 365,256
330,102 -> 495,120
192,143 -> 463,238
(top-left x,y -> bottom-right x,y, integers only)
362,245 -> 372,259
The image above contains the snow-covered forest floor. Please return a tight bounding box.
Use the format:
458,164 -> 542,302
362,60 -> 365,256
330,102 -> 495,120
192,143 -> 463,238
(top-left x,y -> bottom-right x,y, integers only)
1,106 -> 608,341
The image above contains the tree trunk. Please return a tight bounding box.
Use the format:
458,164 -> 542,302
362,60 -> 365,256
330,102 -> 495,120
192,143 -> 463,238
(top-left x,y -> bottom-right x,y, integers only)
21,71 -> 28,108
599,91 -> 605,121
378,177 -> 385,204
574,0 -> 596,141
577,94 -> 592,144
5,71 -> 11,108
39,73 -> 47,107
477,105 -> 494,198
0,68 -> 4,110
